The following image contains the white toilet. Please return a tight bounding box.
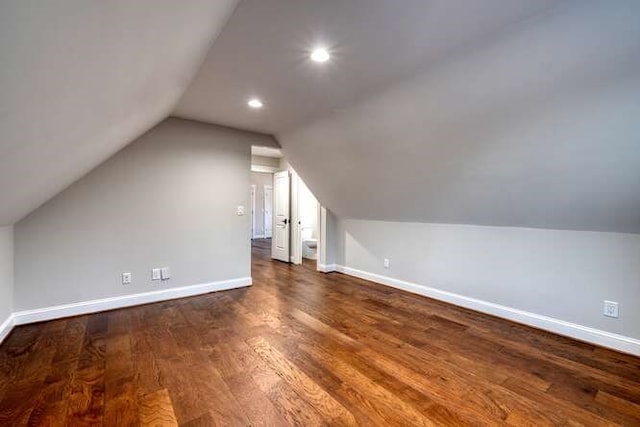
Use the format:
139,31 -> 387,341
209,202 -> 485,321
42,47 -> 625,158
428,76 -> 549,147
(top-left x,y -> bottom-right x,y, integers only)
302,227 -> 318,259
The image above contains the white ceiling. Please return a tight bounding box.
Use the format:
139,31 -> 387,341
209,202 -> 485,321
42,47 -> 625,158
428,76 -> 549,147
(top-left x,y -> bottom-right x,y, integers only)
0,0 -> 239,225
174,0 -> 561,135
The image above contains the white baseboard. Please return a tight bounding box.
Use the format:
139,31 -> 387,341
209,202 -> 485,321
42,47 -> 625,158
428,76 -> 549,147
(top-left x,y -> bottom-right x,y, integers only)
0,313 -> 15,344
335,265 -> 640,356
317,263 -> 336,273
10,277 -> 252,327
252,234 -> 266,239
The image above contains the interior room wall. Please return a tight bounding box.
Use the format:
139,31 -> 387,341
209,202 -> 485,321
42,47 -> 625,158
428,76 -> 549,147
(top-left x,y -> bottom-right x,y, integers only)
335,219 -> 640,342
250,172 -> 273,238
14,118 -> 274,312
0,226 -> 13,331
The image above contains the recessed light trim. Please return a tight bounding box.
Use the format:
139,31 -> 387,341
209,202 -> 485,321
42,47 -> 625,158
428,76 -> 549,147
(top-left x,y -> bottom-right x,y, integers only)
310,48 -> 330,63
247,98 -> 263,109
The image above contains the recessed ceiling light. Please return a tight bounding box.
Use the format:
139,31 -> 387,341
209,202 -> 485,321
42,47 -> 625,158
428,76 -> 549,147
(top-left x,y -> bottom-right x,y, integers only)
247,98 -> 263,109
310,48 -> 330,63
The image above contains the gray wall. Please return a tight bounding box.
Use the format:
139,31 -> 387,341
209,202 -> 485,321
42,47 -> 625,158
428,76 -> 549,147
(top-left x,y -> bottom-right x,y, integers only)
250,172 -> 273,237
0,0 -> 239,225
0,226 -> 13,324
336,219 -> 640,339
14,118 -> 271,311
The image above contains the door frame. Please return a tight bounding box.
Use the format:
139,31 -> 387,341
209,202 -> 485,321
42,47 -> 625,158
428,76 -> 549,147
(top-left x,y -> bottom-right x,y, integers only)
290,170 -> 302,264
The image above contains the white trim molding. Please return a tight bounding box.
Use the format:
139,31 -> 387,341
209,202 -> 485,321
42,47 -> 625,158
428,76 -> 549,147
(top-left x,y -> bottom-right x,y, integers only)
251,164 -> 279,173
334,265 -> 640,356
317,263 -> 336,273
11,277 -> 252,327
0,313 -> 15,344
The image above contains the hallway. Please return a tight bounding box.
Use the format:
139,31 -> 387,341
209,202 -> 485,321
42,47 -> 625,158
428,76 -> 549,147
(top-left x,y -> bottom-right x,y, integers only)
0,240 -> 639,425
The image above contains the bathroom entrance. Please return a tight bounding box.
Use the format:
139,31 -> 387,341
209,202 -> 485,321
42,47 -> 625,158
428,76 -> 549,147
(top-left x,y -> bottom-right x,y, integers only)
272,168 -> 320,268
250,145 -> 326,271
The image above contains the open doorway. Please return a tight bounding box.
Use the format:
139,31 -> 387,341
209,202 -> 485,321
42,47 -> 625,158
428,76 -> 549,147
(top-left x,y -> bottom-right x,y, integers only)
250,146 -> 281,247
251,146 -> 326,271
272,167 -> 321,269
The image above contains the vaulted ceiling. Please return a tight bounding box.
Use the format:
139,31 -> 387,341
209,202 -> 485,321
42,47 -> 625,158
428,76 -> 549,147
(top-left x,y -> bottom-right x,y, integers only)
174,0 -> 561,134
276,0 -> 640,233
0,0 -> 239,225
2,0 -> 640,233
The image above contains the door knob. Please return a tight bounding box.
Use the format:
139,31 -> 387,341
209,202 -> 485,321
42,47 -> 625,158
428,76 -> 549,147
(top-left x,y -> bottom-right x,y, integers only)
282,218 -> 288,225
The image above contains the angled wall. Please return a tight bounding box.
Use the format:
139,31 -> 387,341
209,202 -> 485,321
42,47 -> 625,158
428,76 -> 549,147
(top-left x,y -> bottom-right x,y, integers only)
278,0 -> 640,234
14,118 -> 274,313
0,0 -> 239,226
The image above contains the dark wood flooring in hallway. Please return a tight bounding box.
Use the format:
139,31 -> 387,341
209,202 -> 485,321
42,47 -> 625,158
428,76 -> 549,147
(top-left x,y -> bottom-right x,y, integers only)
1,238 -> 639,425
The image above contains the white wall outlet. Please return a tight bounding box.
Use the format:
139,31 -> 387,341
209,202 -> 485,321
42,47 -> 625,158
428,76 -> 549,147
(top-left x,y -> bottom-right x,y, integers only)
160,267 -> 171,280
122,272 -> 132,285
151,268 -> 161,281
383,258 -> 390,269
603,300 -> 619,318
236,205 -> 245,216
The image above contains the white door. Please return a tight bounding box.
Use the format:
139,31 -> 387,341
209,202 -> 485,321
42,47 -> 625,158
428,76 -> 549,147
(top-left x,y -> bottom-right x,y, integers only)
264,185 -> 273,238
272,171 -> 290,262
250,185 -> 256,239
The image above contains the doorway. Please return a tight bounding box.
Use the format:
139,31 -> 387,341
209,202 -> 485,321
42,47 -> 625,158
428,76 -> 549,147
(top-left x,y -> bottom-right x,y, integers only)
250,145 -> 327,271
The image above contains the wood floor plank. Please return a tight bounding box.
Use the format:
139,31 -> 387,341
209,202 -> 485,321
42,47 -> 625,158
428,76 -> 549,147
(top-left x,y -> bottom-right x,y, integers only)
138,389 -> 178,427
247,335 -> 358,425
0,238 -> 639,426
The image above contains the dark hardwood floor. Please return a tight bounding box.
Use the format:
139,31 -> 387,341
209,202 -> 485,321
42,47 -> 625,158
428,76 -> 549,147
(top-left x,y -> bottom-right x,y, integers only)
1,238 -> 639,425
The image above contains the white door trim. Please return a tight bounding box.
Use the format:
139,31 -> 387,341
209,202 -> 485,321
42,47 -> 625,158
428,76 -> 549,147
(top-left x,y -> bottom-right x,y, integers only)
290,170 -> 303,265
317,206 -> 328,271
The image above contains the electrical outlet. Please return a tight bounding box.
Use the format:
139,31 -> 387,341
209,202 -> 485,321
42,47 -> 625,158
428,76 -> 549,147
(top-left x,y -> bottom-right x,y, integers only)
151,268 -> 161,281
122,272 -> 132,285
161,267 -> 171,280
236,205 -> 245,216
383,258 -> 390,269
603,300 -> 619,318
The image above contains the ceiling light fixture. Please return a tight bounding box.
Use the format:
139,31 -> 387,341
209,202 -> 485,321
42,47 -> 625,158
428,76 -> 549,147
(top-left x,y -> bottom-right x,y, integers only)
310,48 -> 330,63
247,98 -> 263,109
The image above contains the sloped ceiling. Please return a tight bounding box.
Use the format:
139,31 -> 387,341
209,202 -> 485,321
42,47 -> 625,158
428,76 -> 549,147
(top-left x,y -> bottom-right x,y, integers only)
3,0 -> 639,234
0,0 -> 239,226
177,0 -> 640,233
277,0 -> 640,233
174,0 -> 561,134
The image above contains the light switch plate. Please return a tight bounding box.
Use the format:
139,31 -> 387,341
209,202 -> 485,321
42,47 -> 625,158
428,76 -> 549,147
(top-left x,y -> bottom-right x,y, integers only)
161,267 -> 170,280
122,272 -> 132,285
236,205 -> 245,216
151,268 -> 161,281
